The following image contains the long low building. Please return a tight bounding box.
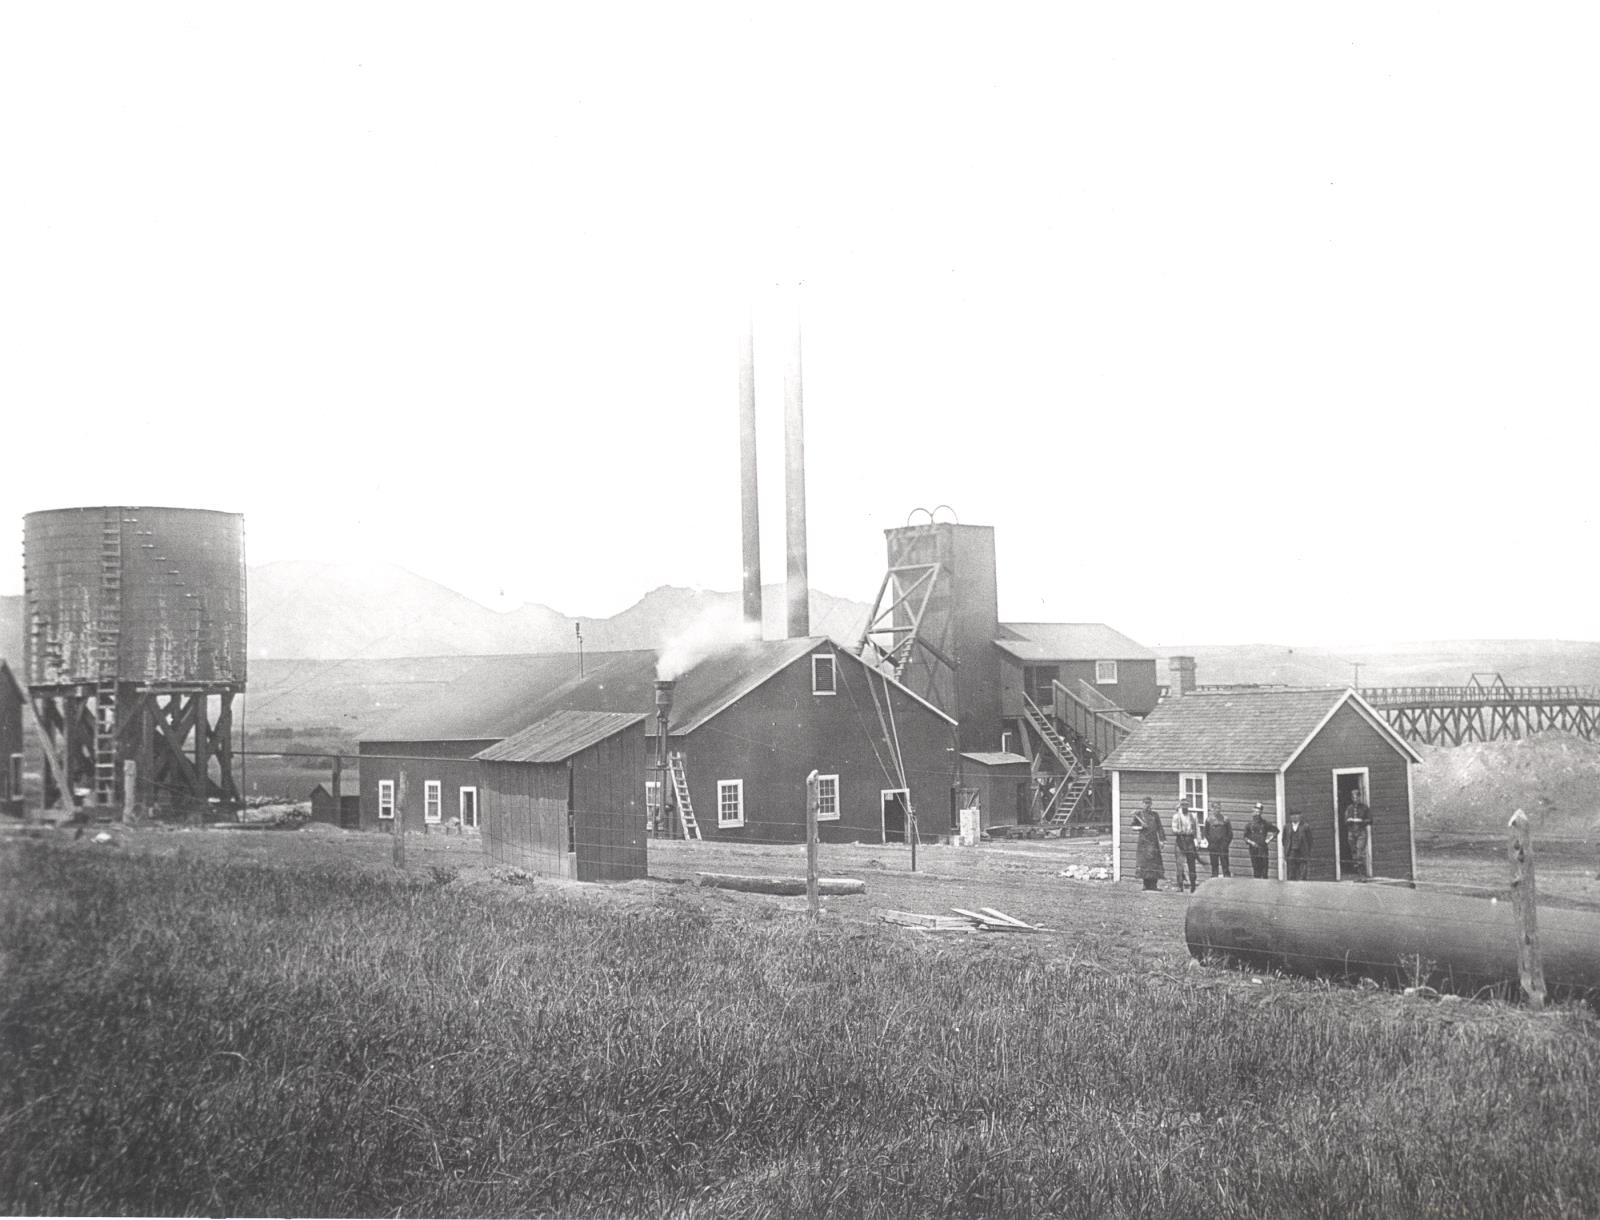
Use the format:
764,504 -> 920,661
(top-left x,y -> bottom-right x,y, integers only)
359,637 -> 961,863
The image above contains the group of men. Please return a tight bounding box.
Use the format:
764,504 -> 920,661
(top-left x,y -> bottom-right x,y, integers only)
1129,788 -> 1372,890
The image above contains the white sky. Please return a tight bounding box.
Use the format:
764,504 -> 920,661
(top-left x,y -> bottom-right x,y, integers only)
2,4 -> 1596,647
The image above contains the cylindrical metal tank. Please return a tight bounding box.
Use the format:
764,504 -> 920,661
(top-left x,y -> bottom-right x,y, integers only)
1186,878 -> 1600,1002
24,506 -> 247,688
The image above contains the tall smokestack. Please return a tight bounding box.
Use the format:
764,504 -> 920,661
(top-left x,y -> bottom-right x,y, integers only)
784,315 -> 809,638
738,314 -> 762,633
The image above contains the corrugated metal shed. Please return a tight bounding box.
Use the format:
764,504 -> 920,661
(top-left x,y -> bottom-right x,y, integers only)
995,623 -> 1157,662
476,710 -> 645,764
1103,689 -> 1419,772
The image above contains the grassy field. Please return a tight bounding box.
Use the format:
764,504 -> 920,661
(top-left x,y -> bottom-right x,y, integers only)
3,830 -> 1600,1217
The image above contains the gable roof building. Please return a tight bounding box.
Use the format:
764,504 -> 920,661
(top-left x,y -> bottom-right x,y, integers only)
1105,688 -> 1420,884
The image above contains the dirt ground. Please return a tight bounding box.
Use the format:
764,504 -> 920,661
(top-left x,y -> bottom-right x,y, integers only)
12,822 -> 1600,981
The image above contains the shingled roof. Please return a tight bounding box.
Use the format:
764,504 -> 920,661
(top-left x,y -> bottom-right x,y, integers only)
476,710 -> 644,764
1103,688 -> 1420,772
364,638 -> 956,746
995,623 -> 1156,662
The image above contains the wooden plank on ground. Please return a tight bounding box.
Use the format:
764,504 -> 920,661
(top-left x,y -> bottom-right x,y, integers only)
698,872 -> 866,896
979,907 -> 1036,929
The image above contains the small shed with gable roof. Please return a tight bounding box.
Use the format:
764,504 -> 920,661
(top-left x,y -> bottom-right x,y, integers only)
958,752 -> 1033,832
1104,688 -> 1421,883
477,709 -> 649,881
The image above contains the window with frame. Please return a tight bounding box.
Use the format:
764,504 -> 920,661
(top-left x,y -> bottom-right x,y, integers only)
6,753 -> 19,801
812,653 -> 837,695
816,774 -> 840,821
1095,660 -> 1119,685
424,780 -> 442,823
459,786 -> 478,830
717,779 -> 744,827
645,780 -> 662,829
1180,772 -> 1207,816
378,779 -> 395,820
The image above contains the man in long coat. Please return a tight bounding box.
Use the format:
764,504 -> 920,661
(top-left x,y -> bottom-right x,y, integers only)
1131,797 -> 1166,891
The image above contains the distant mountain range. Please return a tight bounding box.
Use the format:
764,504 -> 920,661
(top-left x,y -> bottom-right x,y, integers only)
0,561 -> 875,666
3,563 -> 1598,715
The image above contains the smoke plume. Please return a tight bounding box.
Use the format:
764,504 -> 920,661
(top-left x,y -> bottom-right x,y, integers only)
656,602 -> 760,681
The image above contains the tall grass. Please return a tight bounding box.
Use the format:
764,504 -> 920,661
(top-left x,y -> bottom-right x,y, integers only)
3,839 -> 1599,1217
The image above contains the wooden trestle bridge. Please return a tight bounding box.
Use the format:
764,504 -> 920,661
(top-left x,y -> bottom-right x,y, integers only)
1358,679 -> 1600,745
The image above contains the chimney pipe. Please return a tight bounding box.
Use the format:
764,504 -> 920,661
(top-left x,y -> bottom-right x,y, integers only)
1169,656 -> 1197,697
784,315 -> 809,638
738,315 -> 762,633
654,679 -> 675,768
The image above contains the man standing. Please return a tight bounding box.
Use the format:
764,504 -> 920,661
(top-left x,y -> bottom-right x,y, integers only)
1131,796 -> 1166,891
1243,801 -> 1277,879
1171,797 -> 1200,893
1342,786 -> 1372,877
1204,801 -> 1234,877
1283,809 -> 1314,881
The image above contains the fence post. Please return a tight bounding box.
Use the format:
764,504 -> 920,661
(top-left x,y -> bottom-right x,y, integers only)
1508,809 -> 1546,1009
806,770 -> 819,919
394,771 -> 408,870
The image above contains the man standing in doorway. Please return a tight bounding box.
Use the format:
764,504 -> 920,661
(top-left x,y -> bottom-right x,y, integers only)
1283,809 -> 1314,880
1343,786 -> 1372,877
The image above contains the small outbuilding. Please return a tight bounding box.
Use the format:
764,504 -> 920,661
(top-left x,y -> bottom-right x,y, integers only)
0,661 -> 23,818
957,752 -> 1033,834
1105,688 -> 1421,883
477,710 -> 649,881
308,777 -> 360,828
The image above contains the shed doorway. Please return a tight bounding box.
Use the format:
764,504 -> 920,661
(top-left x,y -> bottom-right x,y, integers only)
1332,767 -> 1370,880
882,788 -> 910,843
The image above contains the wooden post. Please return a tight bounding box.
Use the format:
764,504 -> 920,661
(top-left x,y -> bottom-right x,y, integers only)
1508,809 -> 1546,1009
122,761 -> 136,821
806,769 -> 819,919
331,754 -> 343,826
393,770 -> 408,869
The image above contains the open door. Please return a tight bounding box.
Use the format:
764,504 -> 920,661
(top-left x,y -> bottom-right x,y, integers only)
882,788 -> 909,843
1332,768 -> 1369,879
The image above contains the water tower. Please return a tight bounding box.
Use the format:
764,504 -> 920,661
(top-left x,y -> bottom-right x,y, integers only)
24,506 -> 247,816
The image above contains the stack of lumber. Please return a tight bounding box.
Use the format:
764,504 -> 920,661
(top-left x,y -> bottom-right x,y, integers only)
876,906 -> 1042,934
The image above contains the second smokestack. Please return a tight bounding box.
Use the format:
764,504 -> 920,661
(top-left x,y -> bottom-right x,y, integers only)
784,316 -> 809,638
738,315 -> 762,633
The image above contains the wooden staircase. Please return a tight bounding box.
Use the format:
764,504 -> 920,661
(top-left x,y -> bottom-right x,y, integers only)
1022,693 -> 1076,772
1022,693 -> 1099,829
93,510 -> 123,809
666,751 -> 702,840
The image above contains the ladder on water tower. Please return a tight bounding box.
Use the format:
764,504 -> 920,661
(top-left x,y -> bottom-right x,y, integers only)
667,751 -> 701,840
94,510 -> 122,809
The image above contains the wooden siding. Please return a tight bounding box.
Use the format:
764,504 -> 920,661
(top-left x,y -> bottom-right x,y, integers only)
961,760 -> 1033,831
1284,703 -> 1414,881
674,652 -> 958,845
1113,769 -> 1280,882
358,740 -> 493,833
0,669 -> 22,817
568,723 -> 648,881
1000,655 -> 1159,719
481,757 -> 571,878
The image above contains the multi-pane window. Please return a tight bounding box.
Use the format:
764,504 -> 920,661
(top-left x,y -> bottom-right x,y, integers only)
1095,660 -> 1119,685
816,774 -> 840,821
812,654 -> 837,695
459,787 -> 478,830
1180,773 -> 1207,816
717,779 -> 744,827
424,781 -> 442,823
645,780 -> 663,829
378,780 -> 395,820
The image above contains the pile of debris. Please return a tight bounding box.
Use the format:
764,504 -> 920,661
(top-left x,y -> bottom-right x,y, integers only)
877,906 -> 1044,934
1058,864 -> 1113,881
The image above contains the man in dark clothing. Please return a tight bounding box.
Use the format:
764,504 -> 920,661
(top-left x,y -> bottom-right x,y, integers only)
1342,788 -> 1372,877
1204,801 -> 1234,877
1243,801 -> 1277,879
1283,809 -> 1314,880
